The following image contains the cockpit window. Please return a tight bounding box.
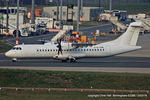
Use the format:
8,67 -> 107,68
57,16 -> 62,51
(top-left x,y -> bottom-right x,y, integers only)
12,47 -> 22,50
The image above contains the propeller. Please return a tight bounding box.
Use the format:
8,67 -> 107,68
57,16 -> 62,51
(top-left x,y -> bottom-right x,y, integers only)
56,39 -> 63,55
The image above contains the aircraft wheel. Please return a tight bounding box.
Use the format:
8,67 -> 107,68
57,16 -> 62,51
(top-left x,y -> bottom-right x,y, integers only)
70,59 -> 76,63
62,60 -> 67,63
12,58 -> 17,62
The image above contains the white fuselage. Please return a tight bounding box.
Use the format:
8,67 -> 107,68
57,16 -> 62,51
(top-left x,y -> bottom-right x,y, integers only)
5,42 -> 141,60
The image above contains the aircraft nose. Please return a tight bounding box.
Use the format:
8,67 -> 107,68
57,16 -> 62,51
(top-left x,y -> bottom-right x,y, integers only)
5,51 -> 11,57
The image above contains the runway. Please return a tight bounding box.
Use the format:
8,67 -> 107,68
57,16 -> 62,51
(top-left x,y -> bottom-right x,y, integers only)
0,53 -> 150,73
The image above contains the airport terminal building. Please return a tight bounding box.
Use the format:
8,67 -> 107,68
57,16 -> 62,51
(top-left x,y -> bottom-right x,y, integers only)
43,6 -> 104,21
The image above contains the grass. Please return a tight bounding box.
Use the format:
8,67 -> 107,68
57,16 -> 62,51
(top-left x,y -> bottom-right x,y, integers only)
0,91 -> 149,100
0,69 -> 150,90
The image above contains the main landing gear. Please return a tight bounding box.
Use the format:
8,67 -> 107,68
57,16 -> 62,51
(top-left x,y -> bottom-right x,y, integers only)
12,58 -> 17,62
61,58 -> 76,63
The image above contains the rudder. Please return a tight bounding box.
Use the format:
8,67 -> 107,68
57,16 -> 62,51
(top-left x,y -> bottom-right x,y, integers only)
105,22 -> 142,46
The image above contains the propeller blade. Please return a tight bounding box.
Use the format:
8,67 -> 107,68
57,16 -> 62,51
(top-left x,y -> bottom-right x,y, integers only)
56,39 -> 62,55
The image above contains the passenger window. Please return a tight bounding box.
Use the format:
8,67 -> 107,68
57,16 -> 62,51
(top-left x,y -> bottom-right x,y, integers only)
12,47 -> 22,50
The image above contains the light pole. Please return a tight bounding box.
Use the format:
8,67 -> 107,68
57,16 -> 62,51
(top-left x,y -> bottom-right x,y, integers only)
6,0 -> 9,33
57,0 -> 59,21
31,0 -> 35,24
80,0 -> 83,24
77,0 -> 80,32
109,0 -> 112,15
59,0 -> 63,29
16,0 -> 19,45
60,0 -> 62,21
99,0 -> 101,10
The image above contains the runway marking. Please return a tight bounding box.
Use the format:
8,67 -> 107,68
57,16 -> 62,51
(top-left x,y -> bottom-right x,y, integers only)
0,67 -> 150,74
0,59 -> 150,63
80,24 -> 111,31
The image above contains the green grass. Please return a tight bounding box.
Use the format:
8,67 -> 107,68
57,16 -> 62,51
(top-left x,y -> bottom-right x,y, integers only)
0,69 -> 150,90
0,91 -> 149,100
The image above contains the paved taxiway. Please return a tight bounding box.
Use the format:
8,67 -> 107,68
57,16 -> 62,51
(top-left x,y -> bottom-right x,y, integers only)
4,24 -> 114,45
0,53 -> 150,73
0,55 -> 150,68
0,23 -> 150,73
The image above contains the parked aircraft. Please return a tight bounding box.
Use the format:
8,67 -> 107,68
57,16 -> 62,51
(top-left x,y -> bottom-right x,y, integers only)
5,22 -> 142,62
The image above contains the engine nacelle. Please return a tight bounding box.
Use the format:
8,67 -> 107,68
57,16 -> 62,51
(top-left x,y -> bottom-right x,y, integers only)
53,55 -> 75,61
53,55 -> 69,60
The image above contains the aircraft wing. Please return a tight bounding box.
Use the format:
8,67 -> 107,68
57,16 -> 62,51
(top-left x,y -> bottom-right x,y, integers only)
37,39 -> 50,44
71,43 -> 97,47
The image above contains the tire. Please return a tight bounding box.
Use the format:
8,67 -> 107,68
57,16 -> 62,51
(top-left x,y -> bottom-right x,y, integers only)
12,58 -> 17,62
62,60 -> 67,63
70,58 -> 76,63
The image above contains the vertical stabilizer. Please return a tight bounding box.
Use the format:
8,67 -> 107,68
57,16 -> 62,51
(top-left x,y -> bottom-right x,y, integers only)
105,22 -> 142,46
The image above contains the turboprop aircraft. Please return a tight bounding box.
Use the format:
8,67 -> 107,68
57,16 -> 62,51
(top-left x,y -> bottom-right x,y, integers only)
5,22 -> 142,62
